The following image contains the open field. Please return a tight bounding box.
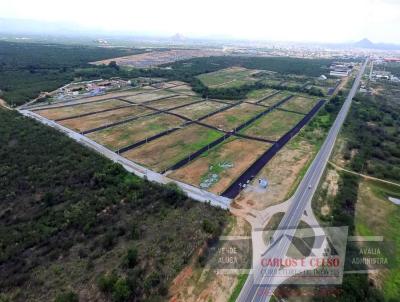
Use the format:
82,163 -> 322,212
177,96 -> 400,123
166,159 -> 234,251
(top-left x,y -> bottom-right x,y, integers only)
35,99 -> 127,120
29,87 -> 156,110
123,124 -> 223,172
145,95 -> 199,110
355,180 -> 400,300
86,113 -> 185,150
245,88 -> 276,103
197,67 -> 259,88
279,96 -> 319,114
122,90 -> 177,103
59,106 -> 155,132
201,103 -> 266,131
235,137 -> 316,210
241,110 -> 304,141
170,100 -> 227,120
167,84 -> 197,96
169,137 -> 270,194
258,91 -> 292,106
91,49 -> 225,68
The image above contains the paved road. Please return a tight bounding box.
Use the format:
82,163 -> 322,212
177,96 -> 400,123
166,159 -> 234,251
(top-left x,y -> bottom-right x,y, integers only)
237,59 -> 368,302
18,109 -> 232,209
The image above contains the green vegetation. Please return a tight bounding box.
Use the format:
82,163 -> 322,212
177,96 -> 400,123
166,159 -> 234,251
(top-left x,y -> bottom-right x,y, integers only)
343,84 -> 400,182
0,41 -> 334,108
228,274 -> 249,302
0,41 -> 143,106
0,108 -> 227,301
307,82 -> 400,301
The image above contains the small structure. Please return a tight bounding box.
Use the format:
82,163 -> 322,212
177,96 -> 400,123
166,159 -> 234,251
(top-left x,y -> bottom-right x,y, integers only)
258,178 -> 269,189
319,75 -> 327,81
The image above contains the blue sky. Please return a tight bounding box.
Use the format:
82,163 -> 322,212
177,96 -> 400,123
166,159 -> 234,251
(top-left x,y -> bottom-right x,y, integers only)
0,0 -> 399,43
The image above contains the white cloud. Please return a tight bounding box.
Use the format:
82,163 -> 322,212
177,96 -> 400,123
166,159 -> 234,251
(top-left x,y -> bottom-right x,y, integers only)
0,0 -> 399,43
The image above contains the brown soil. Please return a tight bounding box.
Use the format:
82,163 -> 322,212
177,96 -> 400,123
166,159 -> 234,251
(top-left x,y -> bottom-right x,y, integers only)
36,99 -> 126,120
0,98 -> 11,110
235,139 -> 314,210
59,106 -> 154,132
169,216 -> 251,302
169,138 -> 269,195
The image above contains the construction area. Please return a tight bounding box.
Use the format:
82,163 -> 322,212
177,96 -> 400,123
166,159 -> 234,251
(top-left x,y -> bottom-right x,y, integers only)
22,70 -> 333,202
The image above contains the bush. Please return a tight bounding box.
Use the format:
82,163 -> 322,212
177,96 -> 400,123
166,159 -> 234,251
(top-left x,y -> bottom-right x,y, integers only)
123,247 -> 138,268
55,291 -> 79,302
112,278 -> 131,302
97,272 -> 118,293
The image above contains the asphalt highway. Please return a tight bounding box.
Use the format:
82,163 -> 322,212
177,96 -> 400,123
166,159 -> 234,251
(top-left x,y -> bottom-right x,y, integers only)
237,59 -> 368,302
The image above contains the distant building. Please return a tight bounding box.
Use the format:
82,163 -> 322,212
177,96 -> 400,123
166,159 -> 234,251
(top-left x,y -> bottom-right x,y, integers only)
330,62 -> 353,77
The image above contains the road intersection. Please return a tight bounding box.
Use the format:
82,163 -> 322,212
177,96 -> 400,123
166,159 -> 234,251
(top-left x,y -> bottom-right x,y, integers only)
236,59 -> 368,302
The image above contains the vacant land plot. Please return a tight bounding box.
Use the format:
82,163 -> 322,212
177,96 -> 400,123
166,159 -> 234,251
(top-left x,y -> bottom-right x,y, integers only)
170,101 -> 227,120
152,81 -> 180,89
123,124 -> 223,172
258,91 -> 292,106
91,49 -> 224,68
201,103 -> 266,131
86,113 -> 185,151
167,84 -> 197,96
279,96 -> 319,114
246,88 -> 276,103
35,99 -> 127,120
29,87 -> 156,110
197,67 -> 259,88
169,137 -> 270,194
145,96 -> 199,110
122,90 -> 177,103
241,110 -> 304,141
59,106 -> 155,132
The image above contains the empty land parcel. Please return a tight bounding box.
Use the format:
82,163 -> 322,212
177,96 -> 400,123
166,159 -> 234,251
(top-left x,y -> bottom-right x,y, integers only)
197,67 -> 260,88
28,75 -> 326,198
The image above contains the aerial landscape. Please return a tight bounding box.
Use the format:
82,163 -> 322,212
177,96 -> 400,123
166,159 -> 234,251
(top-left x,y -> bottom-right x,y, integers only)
1,1 -> 400,301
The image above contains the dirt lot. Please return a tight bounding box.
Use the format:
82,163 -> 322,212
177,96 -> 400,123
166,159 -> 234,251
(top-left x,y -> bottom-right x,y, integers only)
30,87 -> 155,110
35,99 -> 127,120
201,103 -> 265,132
169,137 -> 270,194
59,106 -> 155,132
279,96 -> 318,114
241,110 -> 304,141
170,101 -> 227,120
86,113 -> 185,151
258,91 -> 291,106
123,124 -> 223,172
122,90 -> 177,103
90,49 -> 224,68
234,138 -> 315,210
146,96 -> 199,110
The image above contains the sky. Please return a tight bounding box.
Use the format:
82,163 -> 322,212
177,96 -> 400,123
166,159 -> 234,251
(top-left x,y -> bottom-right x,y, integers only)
0,0 -> 399,43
